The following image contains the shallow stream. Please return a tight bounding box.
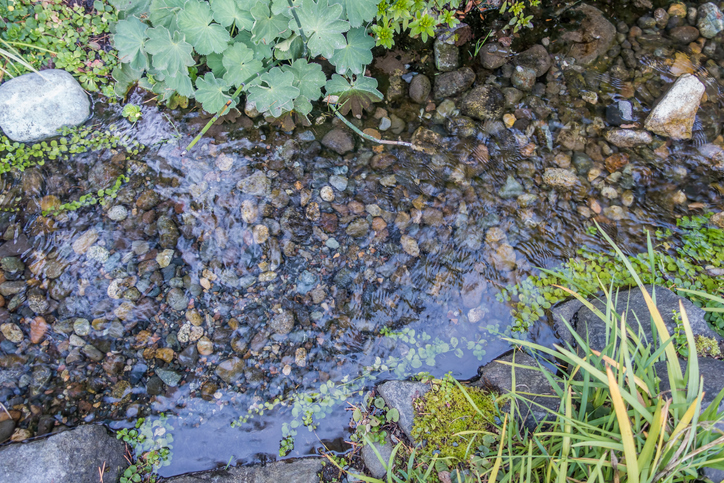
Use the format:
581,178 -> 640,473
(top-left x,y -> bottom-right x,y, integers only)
2,0 -> 724,478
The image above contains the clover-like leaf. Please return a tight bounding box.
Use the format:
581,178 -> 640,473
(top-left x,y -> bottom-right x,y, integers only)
113,16 -> 149,71
210,0 -> 255,30
195,72 -> 234,113
149,0 -> 185,30
177,0 -> 231,55
144,26 -> 195,77
165,70 -> 194,98
329,0 -> 378,28
222,43 -> 264,86
247,67 -> 299,118
329,27 -> 373,75
325,73 -> 382,118
290,0 -> 349,59
282,59 -> 325,101
251,2 -> 289,45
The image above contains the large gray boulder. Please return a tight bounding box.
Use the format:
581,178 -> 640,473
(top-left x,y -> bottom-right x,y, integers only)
575,286 -> 720,352
0,70 -> 90,142
644,74 -> 705,140
0,424 -> 127,483
377,381 -> 430,442
165,458 -> 322,482
475,352 -> 560,430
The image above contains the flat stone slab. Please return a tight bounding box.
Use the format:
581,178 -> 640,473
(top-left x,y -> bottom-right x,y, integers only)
475,352 -> 560,430
0,424 -> 127,483
361,434 -> 394,479
165,458 -> 322,482
377,381 -> 431,442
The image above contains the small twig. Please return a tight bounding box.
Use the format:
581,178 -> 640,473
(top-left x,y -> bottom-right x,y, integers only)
0,401 -> 11,419
329,105 -> 417,150
98,461 -> 106,483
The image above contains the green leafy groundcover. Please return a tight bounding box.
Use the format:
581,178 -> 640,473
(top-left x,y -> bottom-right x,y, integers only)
500,215 -> 724,333
111,0 -> 389,117
0,0 -> 118,95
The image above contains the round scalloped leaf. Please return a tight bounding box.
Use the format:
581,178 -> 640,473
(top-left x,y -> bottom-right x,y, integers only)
251,2 -> 289,45
177,0 -> 231,55
329,0 -> 378,28
165,71 -> 194,98
221,43 -> 264,86
247,67 -> 300,118
234,32 -> 273,60
271,0 -> 302,17
195,72 -> 234,113
329,27 -> 373,75
149,0 -> 185,30
210,0 -> 255,30
113,16 -> 149,71
144,26 -> 195,77
325,74 -> 382,118
289,0 -> 349,59
282,59 -> 325,101
112,63 -> 143,97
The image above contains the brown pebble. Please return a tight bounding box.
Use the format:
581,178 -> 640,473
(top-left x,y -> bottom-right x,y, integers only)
155,347 -> 175,363
197,337 -> 214,356
605,153 -> 630,173
29,317 -> 49,344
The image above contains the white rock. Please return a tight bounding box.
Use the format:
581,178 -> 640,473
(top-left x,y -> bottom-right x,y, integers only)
644,74 -> 705,140
0,70 -> 90,142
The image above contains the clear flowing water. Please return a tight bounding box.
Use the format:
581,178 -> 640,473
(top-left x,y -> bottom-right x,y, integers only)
2,0 -> 724,478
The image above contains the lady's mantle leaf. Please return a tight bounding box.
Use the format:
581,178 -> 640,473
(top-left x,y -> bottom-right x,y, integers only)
251,2 -> 289,45
149,0 -> 185,30
329,27 -> 373,75
222,43 -> 264,86
112,63 -> 143,97
144,26 -> 195,77
271,0 -> 302,17
177,0 -> 231,55
290,0 -> 349,59
195,72 -> 234,113
210,0 -> 254,30
247,67 -> 300,118
329,0 -> 378,28
113,16 -> 149,71
325,74 -> 382,118
235,31 -> 273,60
282,59 -> 325,100
165,71 -> 194,98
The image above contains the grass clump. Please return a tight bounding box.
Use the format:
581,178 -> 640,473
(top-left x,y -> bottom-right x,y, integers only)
411,374 -> 496,464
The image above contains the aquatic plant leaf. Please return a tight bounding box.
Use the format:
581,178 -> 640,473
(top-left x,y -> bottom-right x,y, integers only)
222,43 -> 264,86
144,26 -> 195,76
247,67 -> 299,118
325,74 -> 382,117
329,0 -> 378,28
210,0 -> 254,30
282,59 -> 325,101
329,27 -> 373,75
195,72 -> 234,113
251,2 -> 289,45
113,16 -> 149,71
177,0 -> 231,55
290,0 -> 349,59
149,0 -> 185,30
164,70 -> 194,98
234,32 -> 273,60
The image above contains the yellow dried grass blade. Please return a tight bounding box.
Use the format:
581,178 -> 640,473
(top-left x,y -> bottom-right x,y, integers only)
489,414 -> 507,483
638,398 -> 664,480
607,366 -> 640,483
